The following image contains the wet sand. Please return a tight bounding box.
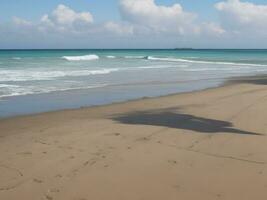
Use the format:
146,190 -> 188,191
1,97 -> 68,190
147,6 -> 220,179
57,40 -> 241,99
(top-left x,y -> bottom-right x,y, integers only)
0,78 -> 267,200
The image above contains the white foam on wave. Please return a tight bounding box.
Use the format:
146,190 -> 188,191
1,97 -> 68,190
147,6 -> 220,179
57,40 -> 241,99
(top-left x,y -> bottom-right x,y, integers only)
183,68 -> 231,72
12,57 -> 22,60
0,84 -> 20,88
62,54 -> 99,61
186,57 -> 199,59
0,84 -> 108,99
65,68 -> 119,76
146,56 -> 267,67
124,56 -> 146,59
138,65 -> 188,69
0,68 -> 119,82
106,56 -> 116,59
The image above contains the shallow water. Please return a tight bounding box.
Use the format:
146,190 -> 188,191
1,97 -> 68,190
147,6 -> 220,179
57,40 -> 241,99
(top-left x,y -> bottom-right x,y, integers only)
0,49 -> 267,117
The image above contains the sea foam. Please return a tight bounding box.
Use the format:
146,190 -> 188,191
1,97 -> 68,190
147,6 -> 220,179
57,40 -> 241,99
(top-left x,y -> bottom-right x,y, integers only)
124,56 -> 146,59
0,68 -> 119,82
138,65 -> 188,69
12,57 -> 22,60
62,55 -> 99,61
0,84 -> 107,98
106,56 -> 116,58
146,56 -> 267,67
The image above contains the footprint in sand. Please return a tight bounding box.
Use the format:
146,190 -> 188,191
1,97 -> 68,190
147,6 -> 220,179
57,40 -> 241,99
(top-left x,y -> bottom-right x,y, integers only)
33,178 -> 43,183
216,194 -> 224,199
45,188 -> 60,200
136,137 -> 150,142
173,184 -> 181,190
17,152 -> 32,156
45,194 -> 53,200
35,140 -> 50,145
49,188 -> 60,193
168,160 -> 177,165
83,159 -> 97,166
55,174 -> 63,178
105,132 -> 121,137
83,161 -> 89,166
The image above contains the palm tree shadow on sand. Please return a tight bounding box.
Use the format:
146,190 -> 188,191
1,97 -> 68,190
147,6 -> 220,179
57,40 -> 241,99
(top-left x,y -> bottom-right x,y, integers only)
230,77 -> 267,85
111,111 -> 262,136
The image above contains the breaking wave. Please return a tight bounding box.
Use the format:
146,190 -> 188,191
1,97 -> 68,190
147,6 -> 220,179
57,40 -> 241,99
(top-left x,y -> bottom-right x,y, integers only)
0,68 -> 119,82
0,84 -> 107,98
124,56 -> 146,59
62,54 -> 99,61
106,56 -> 116,58
146,56 -> 267,67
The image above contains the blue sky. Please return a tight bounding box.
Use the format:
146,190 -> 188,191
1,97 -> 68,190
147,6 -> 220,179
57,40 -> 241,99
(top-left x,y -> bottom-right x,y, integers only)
1,0 -> 267,48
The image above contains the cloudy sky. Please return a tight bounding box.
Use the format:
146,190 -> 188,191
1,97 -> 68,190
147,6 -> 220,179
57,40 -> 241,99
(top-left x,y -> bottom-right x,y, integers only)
1,0 -> 267,49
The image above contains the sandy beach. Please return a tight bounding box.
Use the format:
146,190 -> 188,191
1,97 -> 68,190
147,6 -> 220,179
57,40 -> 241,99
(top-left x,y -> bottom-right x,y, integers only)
0,78 -> 267,200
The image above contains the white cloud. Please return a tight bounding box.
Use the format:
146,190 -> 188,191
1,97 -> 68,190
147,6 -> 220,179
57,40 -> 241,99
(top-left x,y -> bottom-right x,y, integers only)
12,17 -> 32,26
51,4 -> 93,25
215,0 -> 267,33
117,0 -> 225,38
118,0 -> 197,34
104,22 -> 133,35
201,22 -> 226,35
40,4 -> 93,32
1,2 -> 230,48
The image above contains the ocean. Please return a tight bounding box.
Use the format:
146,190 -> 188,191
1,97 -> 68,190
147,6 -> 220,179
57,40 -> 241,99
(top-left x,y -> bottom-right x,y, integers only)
1,49 -> 267,117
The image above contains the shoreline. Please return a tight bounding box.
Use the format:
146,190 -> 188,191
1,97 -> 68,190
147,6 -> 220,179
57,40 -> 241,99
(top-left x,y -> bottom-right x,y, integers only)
1,84 -> 225,121
0,74 -> 264,121
0,77 -> 225,119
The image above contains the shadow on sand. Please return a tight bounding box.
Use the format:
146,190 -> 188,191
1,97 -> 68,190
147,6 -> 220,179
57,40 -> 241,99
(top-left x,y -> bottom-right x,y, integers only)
112,111 -> 262,136
230,76 -> 267,85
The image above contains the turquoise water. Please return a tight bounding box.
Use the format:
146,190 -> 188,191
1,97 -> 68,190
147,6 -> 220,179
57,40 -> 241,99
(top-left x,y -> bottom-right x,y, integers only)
1,49 -> 267,117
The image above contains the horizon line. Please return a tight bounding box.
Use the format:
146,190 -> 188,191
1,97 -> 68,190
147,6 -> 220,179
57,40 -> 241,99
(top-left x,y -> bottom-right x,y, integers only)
1,48 -> 267,51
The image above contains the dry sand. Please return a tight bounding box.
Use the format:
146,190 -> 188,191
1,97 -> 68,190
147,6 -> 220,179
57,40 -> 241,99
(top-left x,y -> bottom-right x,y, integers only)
0,79 -> 267,200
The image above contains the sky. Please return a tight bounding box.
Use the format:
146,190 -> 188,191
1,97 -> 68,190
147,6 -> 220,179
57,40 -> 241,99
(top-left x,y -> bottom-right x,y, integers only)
1,0 -> 267,49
